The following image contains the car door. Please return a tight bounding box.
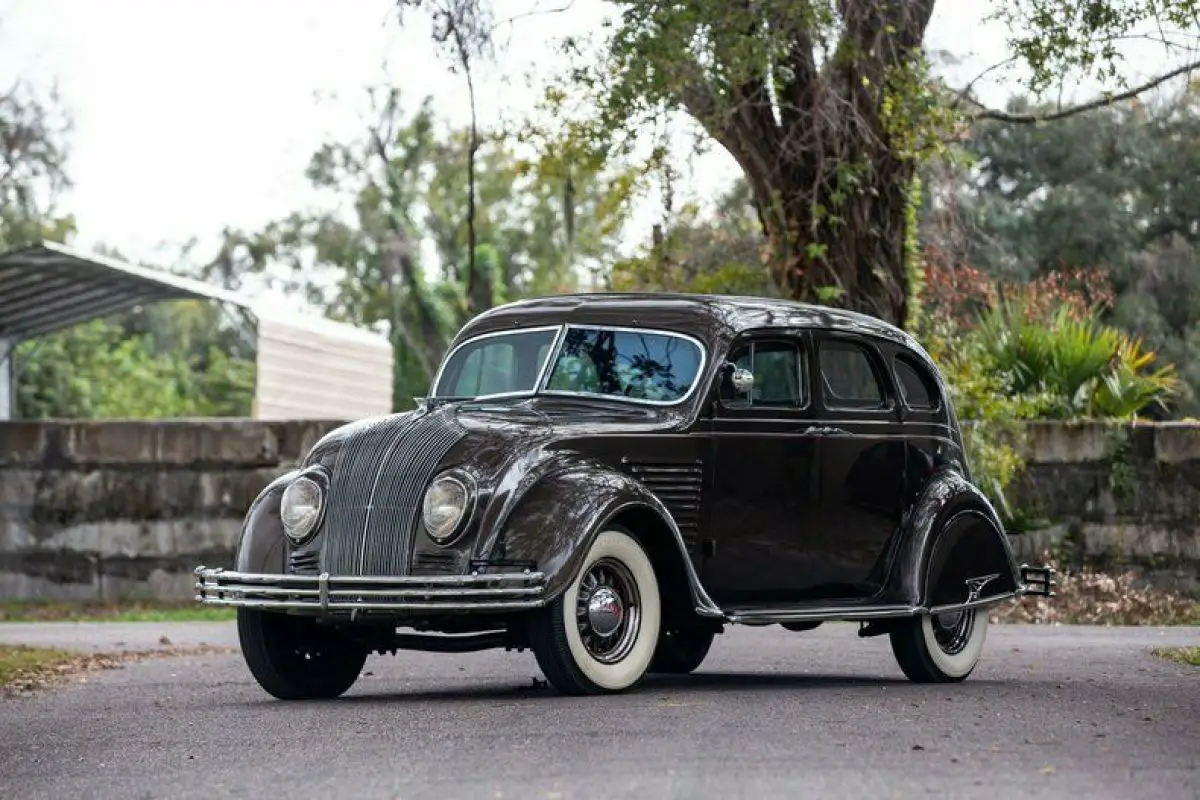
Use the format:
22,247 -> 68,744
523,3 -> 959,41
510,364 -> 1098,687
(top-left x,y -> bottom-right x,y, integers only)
703,333 -> 822,606
806,332 -> 909,601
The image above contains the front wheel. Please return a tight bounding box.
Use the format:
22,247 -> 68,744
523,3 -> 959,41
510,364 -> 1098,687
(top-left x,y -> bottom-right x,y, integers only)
889,609 -> 989,683
237,608 -> 368,700
528,528 -> 662,695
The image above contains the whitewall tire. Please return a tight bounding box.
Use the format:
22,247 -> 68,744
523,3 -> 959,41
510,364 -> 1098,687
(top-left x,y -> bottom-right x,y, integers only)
890,609 -> 989,683
529,528 -> 662,695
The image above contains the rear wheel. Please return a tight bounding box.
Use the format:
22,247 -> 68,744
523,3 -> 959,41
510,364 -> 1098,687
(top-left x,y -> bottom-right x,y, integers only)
237,608 -> 368,700
649,627 -> 715,674
528,528 -> 661,695
890,609 -> 989,683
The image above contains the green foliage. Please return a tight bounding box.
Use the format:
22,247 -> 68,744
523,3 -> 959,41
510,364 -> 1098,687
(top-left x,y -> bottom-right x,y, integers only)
14,303 -> 255,419
975,300 -> 1179,419
923,327 -> 1047,521
990,1 -> 1200,93
926,88 -> 1200,413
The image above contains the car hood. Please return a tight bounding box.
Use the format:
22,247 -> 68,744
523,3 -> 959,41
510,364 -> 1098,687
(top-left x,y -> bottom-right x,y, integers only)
302,396 -> 689,476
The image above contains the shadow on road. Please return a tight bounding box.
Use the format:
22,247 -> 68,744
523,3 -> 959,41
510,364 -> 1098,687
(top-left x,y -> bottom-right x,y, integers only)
219,670 -> 1006,708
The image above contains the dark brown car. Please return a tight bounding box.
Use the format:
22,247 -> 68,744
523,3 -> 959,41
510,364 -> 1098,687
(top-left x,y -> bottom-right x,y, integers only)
196,293 -> 1055,698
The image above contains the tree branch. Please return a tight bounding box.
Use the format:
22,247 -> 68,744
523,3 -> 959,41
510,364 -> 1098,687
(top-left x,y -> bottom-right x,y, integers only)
964,58 -> 1200,123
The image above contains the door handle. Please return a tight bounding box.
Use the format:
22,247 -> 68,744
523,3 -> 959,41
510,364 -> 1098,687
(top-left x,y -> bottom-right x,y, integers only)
803,426 -> 850,436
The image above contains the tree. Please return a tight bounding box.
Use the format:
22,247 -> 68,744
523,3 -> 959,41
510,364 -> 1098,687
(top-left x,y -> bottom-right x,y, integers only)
205,90 -> 633,407
611,177 -> 776,295
398,0 -> 1200,326
919,87 -> 1200,413
0,80 -> 74,249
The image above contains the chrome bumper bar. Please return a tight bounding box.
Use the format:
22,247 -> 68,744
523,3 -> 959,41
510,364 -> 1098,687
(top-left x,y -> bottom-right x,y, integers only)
194,567 -> 547,614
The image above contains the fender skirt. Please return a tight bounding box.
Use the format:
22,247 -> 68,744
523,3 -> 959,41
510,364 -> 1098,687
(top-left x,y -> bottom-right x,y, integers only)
887,470 -> 1022,612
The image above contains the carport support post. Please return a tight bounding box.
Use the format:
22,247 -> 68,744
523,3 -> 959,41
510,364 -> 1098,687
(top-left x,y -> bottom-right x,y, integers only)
0,338 -> 11,420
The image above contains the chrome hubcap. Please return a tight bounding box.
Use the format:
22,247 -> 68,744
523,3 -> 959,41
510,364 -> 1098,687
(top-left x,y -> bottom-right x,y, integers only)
932,610 -> 975,656
575,558 -> 640,664
586,586 -> 624,636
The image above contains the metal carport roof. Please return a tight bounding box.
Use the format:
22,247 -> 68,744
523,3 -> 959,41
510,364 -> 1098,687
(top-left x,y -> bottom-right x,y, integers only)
0,241 -> 248,340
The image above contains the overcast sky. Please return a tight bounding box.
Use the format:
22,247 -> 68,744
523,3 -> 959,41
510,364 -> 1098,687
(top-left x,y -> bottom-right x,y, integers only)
0,0 -> 1187,291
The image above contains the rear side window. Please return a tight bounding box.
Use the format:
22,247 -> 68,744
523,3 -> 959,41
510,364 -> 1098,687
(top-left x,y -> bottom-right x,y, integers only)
894,356 -> 940,410
819,340 -> 885,408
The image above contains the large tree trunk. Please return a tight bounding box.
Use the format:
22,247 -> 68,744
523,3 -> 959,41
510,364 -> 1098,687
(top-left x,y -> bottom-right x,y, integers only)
677,1 -> 934,327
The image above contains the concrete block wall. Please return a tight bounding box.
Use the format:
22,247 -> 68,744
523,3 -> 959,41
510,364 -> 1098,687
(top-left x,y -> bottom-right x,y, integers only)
0,420 -> 345,601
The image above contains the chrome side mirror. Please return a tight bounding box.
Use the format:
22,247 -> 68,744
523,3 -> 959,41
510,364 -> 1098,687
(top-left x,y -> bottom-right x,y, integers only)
730,367 -> 755,395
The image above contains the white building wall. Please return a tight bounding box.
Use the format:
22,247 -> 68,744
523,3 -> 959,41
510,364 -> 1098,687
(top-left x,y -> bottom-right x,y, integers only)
252,311 -> 394,421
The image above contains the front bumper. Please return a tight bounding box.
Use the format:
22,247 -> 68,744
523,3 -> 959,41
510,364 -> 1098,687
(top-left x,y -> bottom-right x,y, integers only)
194,567 -> 547,615
1018,564 -> 1058,597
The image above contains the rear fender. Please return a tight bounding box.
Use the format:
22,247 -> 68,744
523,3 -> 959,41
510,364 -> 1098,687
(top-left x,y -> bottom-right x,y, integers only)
232,470 -> 297,575
888,470 -> 1021,609
487,456 -> 721,616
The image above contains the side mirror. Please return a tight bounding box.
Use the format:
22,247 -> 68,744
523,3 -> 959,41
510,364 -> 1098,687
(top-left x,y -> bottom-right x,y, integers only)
731,368 -> 755,395
723,362 -> 754,396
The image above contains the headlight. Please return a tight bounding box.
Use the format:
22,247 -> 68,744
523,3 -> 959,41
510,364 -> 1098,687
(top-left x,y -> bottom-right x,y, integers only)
422,474 -> 471,545
281,475 -> 324,544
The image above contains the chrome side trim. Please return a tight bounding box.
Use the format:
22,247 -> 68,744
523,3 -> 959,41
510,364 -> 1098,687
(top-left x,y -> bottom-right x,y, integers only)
725,604 -> 920,625
927,591 -> 1017,616
194,566 -> 546,615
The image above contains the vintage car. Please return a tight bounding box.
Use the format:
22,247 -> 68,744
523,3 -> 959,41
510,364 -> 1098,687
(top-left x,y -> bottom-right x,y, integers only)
195,293 -> 1055,699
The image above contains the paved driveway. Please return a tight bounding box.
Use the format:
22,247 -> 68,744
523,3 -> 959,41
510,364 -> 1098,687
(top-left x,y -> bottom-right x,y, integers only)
1,621 -> 1197,799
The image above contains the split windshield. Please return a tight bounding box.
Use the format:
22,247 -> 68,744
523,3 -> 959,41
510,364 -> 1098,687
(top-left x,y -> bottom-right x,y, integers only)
432,326 -> 704,404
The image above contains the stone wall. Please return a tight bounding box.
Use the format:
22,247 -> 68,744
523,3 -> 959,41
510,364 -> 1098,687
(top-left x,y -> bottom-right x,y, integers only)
0,420 -> 345,601
1,419 -> 1198,602
1008,422 -> 1200,597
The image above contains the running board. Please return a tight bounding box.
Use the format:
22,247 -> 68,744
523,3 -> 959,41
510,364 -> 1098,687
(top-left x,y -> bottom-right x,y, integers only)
723,594 -> 1018,626
724,604 -> 920,625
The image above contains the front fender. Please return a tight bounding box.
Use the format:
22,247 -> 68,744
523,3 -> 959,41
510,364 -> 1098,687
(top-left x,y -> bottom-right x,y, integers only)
232,470 -> 298,574
888,469 -> 1021,609
488,455 -> 721,616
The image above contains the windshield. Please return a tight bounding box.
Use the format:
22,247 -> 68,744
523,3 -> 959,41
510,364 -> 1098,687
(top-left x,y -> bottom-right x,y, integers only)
432,328 -> 559,399
543,327 -> 703,403
432,325 -> 705,404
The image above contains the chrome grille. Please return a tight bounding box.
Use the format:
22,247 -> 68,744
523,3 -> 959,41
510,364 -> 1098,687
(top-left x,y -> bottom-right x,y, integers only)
627,461 -> 703,550
322,412 -> 465,576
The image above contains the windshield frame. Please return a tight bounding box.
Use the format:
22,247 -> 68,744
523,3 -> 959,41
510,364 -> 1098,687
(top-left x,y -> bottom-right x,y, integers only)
429,324 -> 566,402
430,323 -> 710,407
537,323 -> 709,407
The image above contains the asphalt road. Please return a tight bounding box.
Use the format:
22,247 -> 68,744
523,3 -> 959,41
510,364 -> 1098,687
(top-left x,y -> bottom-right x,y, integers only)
1,621 -> 1197,800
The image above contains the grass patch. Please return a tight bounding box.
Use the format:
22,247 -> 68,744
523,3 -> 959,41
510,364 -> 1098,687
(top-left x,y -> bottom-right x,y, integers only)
990,554 -> 1200,626
0,601 -> 235,623
1152,647 -> 1200,666
0,645 -> 81,692
1,643 -> 239,697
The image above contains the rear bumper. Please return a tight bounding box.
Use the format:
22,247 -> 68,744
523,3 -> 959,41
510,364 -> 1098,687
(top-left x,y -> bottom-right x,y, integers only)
193,566 -> 547,615
1018,564 -> 1058,597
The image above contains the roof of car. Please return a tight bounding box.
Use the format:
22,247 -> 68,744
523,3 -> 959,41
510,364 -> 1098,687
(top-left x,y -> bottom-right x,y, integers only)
459,292 -> 919,350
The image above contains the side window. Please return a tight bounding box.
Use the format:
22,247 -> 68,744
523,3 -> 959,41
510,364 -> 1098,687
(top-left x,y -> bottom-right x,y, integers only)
819,339 -> 885,408
894,356 -> 940,410
720,339 -> 808,407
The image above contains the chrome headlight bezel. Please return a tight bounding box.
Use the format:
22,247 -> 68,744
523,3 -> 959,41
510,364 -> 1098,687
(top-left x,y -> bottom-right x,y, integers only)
280,469 -> 328,546
421,471 -> 476,547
